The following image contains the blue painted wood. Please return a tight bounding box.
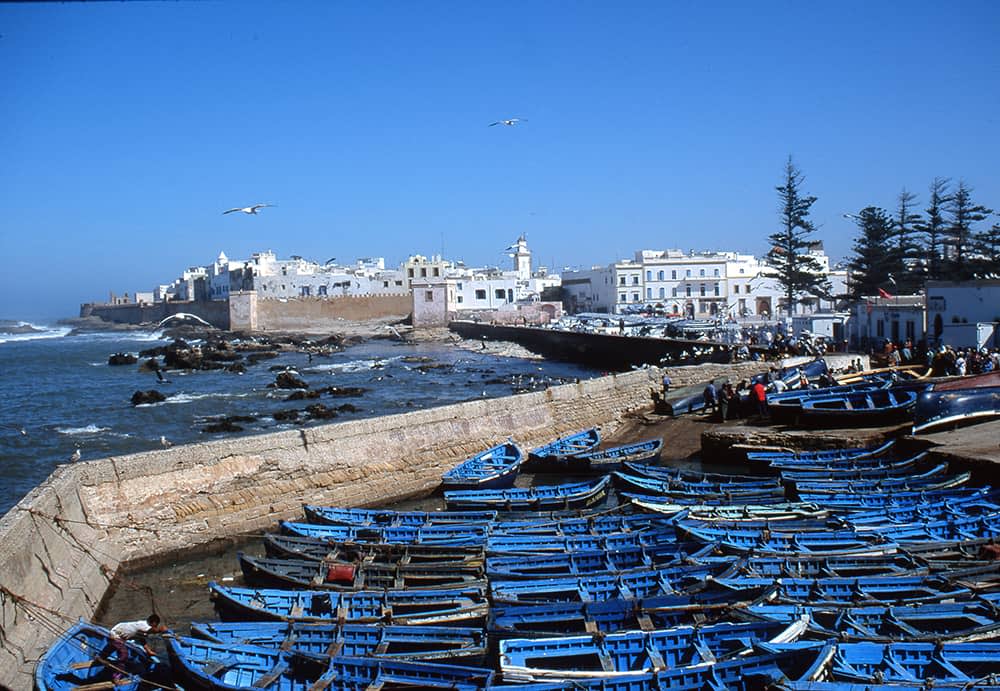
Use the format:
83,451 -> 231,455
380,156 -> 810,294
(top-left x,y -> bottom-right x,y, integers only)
441,441 -> 525,490
444,476 -> 611,511
35,620 -> 162,691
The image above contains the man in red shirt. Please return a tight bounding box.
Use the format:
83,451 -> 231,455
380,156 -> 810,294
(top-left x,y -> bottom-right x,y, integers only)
752,380 -> 768,418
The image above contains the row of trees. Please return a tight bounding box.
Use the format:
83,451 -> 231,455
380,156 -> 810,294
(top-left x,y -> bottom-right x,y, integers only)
767,156 -> 998,307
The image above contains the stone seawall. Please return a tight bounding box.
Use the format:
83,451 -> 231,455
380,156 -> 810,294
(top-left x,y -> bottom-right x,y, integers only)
2,363 -> 700,687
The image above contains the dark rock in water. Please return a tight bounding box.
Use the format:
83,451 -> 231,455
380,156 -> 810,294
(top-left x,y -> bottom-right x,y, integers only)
131,390 -> 166,406
139,345 -> 167,358
0,322 -> 44,335
401,356 -> 435,364
335,403 -> 359,413
203,421 -> 244,433
203,350 -> 242,362
327,386 -> 366,397
415,363 -> 454,372
274,371 -> 309,389
305,404 -> 338,420
246,352 -> 280,364
227,362 -> 247,374
108,352 -> 138,366
273,409 -> 300,422
285,390 -> 321,401
199,361 -> 227,371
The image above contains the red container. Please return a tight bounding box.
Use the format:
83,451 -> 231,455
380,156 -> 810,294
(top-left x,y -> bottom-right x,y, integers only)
326,564 -> 356,582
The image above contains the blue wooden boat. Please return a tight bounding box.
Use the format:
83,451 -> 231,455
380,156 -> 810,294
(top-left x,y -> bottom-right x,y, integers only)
486,541 -> 721,579
795,486 -> 992,510
656,377 -> 730,417
914,385 -> 1000,434
498,618 -> 809,682
188,621 -> 487,663
279,520 -> 487,545
767,382 -> 891,424
34,619 -> 167,691
612,470 -> 785,499
485,526 -> 679,554
302,505 -> 497,527
728,554 -> 922,579
444,476 -> 611,511
777,452 -> 933,481
791,469 -> 969,497
768,454 -> 921,471
238,552 -> 484,590
621,461 -> 773,485
631,498 -> 833,522
797,388 -> 919,426
262,533 -> 485,565
489,644 -> 836,691
489,562 -> 722,604
846,494 -> 1000,527
743,601 -> 1000,642
746,439 -> 896,463
620,490 -> 791,506
571,438 -> 663,471
208,582 -> 488,625
440,441 -> 525,490
870,512 -> 1000,543
528,427 -> 600,460
710,575 -> 971,605
328,656 -> 495,690
166,635 -> 329,690
677,521 -> 896,556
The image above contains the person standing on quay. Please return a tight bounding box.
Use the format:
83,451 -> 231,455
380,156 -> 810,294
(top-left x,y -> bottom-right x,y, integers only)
661,371 -> 672,395
702,381 -> 718,417
719,382 -> 736,421
752,380 -> 768,418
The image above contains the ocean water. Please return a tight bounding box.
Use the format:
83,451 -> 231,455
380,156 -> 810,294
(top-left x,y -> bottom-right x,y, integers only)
0,322 -> 599,517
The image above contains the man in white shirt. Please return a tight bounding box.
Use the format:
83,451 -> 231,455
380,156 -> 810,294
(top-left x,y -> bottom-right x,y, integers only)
101,613 -> 167,675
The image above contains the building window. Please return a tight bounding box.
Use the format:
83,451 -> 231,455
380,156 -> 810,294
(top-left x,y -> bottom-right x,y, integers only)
714,268 -> 720,277
281,284 -> 285,290
407,268 -> 414,278
659,287 -> 665,299
619,276 -> 626,285
714,284 -> 720,297
301,286 -> 311,297
619,293 -> 626,303
658,270 -> 664,281
876,321 -> 885,337
700,284 -> 706,297
475,289 -> 486,300
672,288 -> 677,297
395,280 -> 403,286
646,287 -> 652,299
632,292 -> 640,302
457,282 -> 463,290
495,289 -> 506,300
671,270 -> 677,280
686,269 -> 691,278
906,321 -> 915,339
383,281 -> 389,288
507,289 -> 514,302
686,286 -> 692,297
433,268 -> 440,277
632,276 -> 639,285
424,290 -> 434,302
745,284 -> 751,293
420,268 -> 427,277
457,295 -> 463,303
734,285 -> 740,294
646,271 -> 652,281
318,285 -> 327,296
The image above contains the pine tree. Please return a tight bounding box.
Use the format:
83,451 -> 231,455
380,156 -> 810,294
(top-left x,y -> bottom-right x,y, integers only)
975,222 -> 1000,277
915,178 -> 951,282
893,189 -> 923,293
847,207 -> 898,298
767,157 -> 831,316
943,180 -> 993,280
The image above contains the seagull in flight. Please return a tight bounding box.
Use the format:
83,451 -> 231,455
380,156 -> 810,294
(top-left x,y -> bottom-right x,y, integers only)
489,118 -> 526,127
223,203 -> 274,216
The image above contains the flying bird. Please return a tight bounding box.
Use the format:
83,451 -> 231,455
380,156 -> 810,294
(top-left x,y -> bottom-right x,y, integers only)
489,118 -> 526,127
223,203 -> 274,215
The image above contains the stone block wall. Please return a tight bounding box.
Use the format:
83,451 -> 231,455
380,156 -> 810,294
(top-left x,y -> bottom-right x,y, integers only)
254,294 -> 411,330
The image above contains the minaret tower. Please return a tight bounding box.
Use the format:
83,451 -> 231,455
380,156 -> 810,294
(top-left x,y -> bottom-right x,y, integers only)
513,234 -> 531,281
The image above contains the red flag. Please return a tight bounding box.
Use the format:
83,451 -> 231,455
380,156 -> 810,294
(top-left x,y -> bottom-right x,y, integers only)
878,288 -> 893,299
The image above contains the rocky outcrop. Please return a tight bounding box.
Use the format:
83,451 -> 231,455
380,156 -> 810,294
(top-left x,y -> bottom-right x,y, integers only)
273,371 -> 309,389
130,390 -> 167,406
108,353 -> 138,366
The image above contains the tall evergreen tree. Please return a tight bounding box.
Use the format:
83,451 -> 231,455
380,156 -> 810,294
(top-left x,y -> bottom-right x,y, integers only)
848,207 -> 898,298
893,189 -> 923,293
767,157 -> 830,316
943,180 -> 993,280
915,178 -> 951,282
975,221 -> 1000,277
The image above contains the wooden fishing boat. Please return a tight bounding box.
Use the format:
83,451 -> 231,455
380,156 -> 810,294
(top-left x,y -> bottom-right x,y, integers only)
816,640 -> 1000,684
486,541 -> 721,579
237,552 -> 484,590
189,621 -> 487,664
301,505 -> 496,527
526,427 -> 601,469
621,461 -> 773,485
327,656 -> 495,690
166,635 -> 329,691
797,388 -> 920,426
612,470 -> 784,498
657,376 -> 730,417
498,618 -> 809,682
570,438 -> 663,472
630,499 -> 832,521
444,476 -> 611,511
34,620 -> 166,691
677,522 -> 896,556
767,382 -> 892,424
843,494 -> 1000,527
795,486 -> 991,511
776,452 -> 933,481
790,468 -> 968,497
484,526 -> 679,554
745,439 -> 896,463
489,562 -> 722,604
767,454 -> 922,471
743,601 -> 1000,642
725,554 -> 923,579
870,512 -> 1000,544
262,533 -> 485,566
619,490 -> 791,506
208,582 -> 488,626
934,371 -> 1000,391
710,574 -> 972,605
913,385 -> 1000,434
279,520 -> 486,546
441,441 -> 525,490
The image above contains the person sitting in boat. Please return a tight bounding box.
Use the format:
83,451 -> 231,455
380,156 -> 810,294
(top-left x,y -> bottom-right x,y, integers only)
100,613 -> 167,673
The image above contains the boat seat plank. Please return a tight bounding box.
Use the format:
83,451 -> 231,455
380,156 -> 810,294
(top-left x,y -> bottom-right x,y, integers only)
71,682 -> 132,691
253,661 -> 289,688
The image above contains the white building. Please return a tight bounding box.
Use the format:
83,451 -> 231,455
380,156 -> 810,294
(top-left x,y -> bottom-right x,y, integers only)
926,280 -> 1000,349
849,295 -> 926,351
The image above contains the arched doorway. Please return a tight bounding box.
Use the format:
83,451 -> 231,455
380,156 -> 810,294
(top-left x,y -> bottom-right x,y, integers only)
934,314 -> 943,339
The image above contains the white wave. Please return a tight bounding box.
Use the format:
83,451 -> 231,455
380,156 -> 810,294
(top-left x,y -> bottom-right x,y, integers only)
0,324 -> 73,344
166,392 -> 253,404
56,424 -> 111,435
306,355 -> 404,374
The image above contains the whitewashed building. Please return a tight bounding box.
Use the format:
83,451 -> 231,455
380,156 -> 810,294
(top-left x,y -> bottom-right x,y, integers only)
849,295 -> 927,351
926,280 -> 1000,348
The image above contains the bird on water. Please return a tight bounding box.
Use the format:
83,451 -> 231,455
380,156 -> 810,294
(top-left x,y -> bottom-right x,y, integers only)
223,203 -> 274,215
489,118 -> 526,127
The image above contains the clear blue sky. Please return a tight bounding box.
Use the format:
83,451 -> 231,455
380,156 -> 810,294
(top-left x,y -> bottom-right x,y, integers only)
3,1 -> 998,320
